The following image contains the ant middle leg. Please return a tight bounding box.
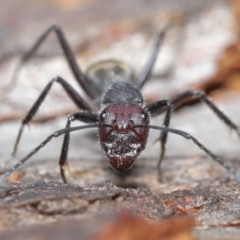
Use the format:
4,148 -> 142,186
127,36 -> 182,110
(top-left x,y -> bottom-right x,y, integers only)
144,100 -> 172,180
171,90 -> 240,137
12,76 -> 93,158
145,90 -> 240,179
12,25 -> 94,98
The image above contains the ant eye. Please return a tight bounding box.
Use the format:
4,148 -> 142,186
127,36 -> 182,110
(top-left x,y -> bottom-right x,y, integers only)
141,113 -> 146,119
102,113 -> 106,118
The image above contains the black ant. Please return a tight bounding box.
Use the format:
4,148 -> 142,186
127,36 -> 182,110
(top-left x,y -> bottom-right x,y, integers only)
1,25 -> 240,185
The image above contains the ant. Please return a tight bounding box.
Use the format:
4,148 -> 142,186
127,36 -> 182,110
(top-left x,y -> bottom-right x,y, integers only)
0,25 -> 240,185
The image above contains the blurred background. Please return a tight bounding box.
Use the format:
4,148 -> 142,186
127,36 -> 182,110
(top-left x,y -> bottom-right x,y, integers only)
0,0 -> 240,187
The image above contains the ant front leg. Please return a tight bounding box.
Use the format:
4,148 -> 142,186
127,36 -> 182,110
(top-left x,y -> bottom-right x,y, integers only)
144,100 -> 172,180
0,122 -> 102,186
171,90 -> 240,137
59,112 -> 98,183
135,125 -> 240,182
12,76 -> 92,158
13,25 -> 94,98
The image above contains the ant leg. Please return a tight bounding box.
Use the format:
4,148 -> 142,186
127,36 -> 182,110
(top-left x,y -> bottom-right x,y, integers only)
135,28 -> 167,89
12,76 -> 93,158
171,90 -> 240,137
142,125 -> 240,182
0,123 -> 102,186
12,25 -> 93,98
59,112 -> 98,183
144,100 -> 172,179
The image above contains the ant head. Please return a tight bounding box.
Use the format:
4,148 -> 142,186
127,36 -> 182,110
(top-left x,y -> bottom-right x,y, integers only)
98,103 -> 149,171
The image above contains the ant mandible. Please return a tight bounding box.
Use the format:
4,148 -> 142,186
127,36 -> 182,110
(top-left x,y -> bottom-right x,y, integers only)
1,25 -> 240,185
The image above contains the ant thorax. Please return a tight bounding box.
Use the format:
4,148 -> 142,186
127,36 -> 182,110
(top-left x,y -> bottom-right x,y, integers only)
101,81 -> 144,108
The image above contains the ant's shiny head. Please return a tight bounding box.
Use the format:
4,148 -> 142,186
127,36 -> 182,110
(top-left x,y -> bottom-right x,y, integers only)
98,103 -> 149,171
